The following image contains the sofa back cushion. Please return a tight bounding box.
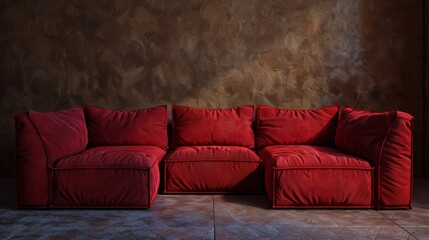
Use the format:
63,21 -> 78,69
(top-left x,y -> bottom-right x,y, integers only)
84,105 -> 168,149
335,107 -> 398,163
256,105 -> 339,148
172,105 -> 255,148
28,108 -> 88,163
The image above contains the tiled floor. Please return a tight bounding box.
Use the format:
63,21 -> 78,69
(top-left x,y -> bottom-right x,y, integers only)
0,177 -> 428,239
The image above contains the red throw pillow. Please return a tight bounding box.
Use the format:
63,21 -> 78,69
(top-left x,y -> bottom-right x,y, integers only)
171,105 -> 255,148
84,105 -> 168,149
28,108 -> 88,163
256,105 -> 339,148
335,107 -> 397,162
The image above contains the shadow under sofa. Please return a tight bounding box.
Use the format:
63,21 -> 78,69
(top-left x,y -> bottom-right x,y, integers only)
14,104 -> 414,209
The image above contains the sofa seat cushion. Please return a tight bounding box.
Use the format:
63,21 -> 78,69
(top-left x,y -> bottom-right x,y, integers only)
165,146 -> 262,193
260,145 -> 372,169
259,145 -> 373,208
54,146 -> 165,169
51,146 -> 166,208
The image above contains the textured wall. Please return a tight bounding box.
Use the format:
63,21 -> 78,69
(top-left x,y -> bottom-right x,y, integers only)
425,1 -> 429,177
0,0 -> 424,175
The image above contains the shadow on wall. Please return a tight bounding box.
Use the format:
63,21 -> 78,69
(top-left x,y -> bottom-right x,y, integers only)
358,0 -> 423,176
0,0 -> 424,175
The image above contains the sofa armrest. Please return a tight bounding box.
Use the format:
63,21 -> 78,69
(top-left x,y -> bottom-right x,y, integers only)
15,108 -> 88,208
336,107 -> 414,209
15,112 -> 49,208
377,112 -> 414,209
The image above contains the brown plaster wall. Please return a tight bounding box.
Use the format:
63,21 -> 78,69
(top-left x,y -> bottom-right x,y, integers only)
425,0 -> 429,177
0,0 -> 424,175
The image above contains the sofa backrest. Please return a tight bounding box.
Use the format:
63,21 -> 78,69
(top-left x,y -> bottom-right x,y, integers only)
171,105 -> 255,148
28,108 -> 88,164
255,105 -> 339,148
335,107 -> 413,165
84,105 -> 168,149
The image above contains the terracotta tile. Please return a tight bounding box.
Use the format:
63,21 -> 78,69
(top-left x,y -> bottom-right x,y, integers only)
262,210 -> 340,227
0,224 -> 27,239
333,226 -> 414,240
271,227 -> 342,240
331,226 -> 382,239
214,206 -> 272,226
326,210 -> 397,227
374,226 -> 414,240
158,226 -> 214,240
403,227 -> 429,240
60,227 -> 127,239
379,209 -> 429,227
7,225 -> 68,239
154,194 -> 214,208
114,227 -> 161,239
1,176 -> 429,239
216,223 -> 275,239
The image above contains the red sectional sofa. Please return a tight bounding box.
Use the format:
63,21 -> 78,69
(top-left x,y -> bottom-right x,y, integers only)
14,104 -> 414,209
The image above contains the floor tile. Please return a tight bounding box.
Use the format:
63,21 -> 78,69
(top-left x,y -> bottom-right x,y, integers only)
0,224 -> 27,240
262,210 -> 342,227
158,226 -> 214,240
7,225 -> 68,239
0,176 -> 428,239
326,210 -> 397,227
118,195 -> 215,237
374,226 -> 416,240
379,208 -> 429,227
114,227 -> 161,239
215,223 -> 275,239
271,227 -> 342,240
403,227 -> 429,240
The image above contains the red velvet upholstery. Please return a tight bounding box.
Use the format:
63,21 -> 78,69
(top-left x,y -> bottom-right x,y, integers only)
55,146 -> 164,168
84,105 -> 168,149
259,145 -> 373,208
15,104 -> 414,210
171,105 -> 255,148
336,107 -> 414,209
29,109 -> 87,165
165,146 -> 262,193
15,108 -> 87,208
256,105 -> 339,148
52,146 -> 165,208
15,112 -> 49,208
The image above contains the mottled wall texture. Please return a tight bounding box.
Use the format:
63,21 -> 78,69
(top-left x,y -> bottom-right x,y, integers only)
0,0 -> 425,175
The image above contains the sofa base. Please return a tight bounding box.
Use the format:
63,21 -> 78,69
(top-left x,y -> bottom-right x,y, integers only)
50,167 -> 159,208
165,161 -> 262,194
267,167 -> 374,209
259,146 -> 374,209
164,146 -> 262,193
